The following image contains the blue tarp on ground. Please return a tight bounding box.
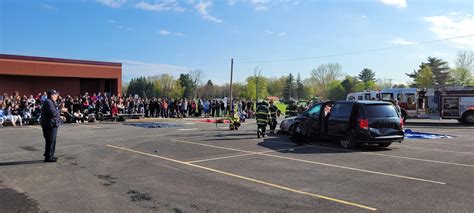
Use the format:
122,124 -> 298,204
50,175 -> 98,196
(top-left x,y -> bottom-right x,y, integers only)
124,122 -> 183,128
404,129 -> 453,139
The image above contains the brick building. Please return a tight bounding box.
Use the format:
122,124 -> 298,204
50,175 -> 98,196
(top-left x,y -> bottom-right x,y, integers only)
0,54 -> 122,96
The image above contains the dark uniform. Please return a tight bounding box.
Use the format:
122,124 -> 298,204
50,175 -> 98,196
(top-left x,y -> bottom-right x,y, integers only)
256,101 -> 270,138
268,102 -> 278,133
285,101 -> 298,118
41,90 -> 62,162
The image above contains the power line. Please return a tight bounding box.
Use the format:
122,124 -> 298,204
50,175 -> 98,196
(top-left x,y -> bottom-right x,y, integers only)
237,34 -> 474,64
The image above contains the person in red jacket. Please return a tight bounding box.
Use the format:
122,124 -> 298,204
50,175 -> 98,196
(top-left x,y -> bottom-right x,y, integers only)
111,103 -> 119,117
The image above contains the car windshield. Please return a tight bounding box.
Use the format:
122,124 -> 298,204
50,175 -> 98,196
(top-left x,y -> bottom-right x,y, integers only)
366,105 -> 399,118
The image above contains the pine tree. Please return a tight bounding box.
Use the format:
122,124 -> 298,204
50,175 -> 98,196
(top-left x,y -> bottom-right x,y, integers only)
296,73 -> 305,100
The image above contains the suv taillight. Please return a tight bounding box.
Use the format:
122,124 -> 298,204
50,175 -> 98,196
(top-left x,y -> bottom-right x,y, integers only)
359,119 -> 369,130
400,118 -> 404,129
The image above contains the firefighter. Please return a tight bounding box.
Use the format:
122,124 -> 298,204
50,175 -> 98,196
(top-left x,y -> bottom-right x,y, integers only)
229,110 -> 241,131
285,100 -> 298,118
268,100 -> 278,133
256,101 -> 270,138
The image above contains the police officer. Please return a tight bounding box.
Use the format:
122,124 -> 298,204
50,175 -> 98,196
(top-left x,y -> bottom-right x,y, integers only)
285,100 -> 298,118
256,101 -> 270,138
41,89 -> 63,162
268,100 -> 278,133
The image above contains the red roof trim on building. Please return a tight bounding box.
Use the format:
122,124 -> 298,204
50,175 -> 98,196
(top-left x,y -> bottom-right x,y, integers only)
0,54 -> 122,67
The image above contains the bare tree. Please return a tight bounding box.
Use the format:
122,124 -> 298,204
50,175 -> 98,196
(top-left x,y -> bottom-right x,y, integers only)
456,50 -> 474,73
189,69 -> 203,98
310,63 -> 342,98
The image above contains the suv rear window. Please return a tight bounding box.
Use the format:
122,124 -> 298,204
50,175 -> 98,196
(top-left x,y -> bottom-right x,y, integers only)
366,105 -> 399,118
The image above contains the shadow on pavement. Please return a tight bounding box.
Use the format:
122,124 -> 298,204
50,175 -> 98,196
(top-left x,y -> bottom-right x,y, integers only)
257,133 -> 393,154
0,160 -> 45,167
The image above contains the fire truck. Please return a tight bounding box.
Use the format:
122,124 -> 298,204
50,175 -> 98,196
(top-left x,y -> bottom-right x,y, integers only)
347,87 -> 474,124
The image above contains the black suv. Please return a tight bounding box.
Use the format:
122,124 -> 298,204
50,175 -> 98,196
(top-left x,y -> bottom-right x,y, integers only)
290,101 -> 404,148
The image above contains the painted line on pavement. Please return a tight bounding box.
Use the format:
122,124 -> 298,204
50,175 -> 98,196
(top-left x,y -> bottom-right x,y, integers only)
309,144 -> 474,169
170,139 -> 446,185
406,140 -> 474,147
106,144 -> 377,211
392,145 -> 474,155
185,147 -> 301,164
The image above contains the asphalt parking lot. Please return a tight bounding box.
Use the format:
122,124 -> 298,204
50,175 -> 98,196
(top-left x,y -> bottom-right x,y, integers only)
0,119 -> 473,212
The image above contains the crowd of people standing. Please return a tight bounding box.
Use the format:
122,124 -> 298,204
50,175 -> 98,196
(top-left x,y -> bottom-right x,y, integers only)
0,91 -> 260,127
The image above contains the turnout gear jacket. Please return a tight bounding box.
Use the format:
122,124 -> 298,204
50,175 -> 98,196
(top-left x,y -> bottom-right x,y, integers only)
256,105 -> 270,125
285,103 -> 298,118
269,105 -> 278,119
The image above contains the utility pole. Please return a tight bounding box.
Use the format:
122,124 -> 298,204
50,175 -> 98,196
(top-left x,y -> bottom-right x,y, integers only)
289,76 -> 292,100
256,72 -> 259,101
255,69 -> 261,101
230,58 -> 234,112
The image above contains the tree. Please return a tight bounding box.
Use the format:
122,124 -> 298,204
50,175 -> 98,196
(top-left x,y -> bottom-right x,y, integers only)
253,67 -> 265,100
127,77 -> 154,98
358,68 -> 376,90
178,73 -> 194,98
267,76 -> 286,98
244,75 -> 268,100
309,63 -> 342,98
415,66 -> 435,89
296,73 -> 307,100
283,73 -> 295,100
169,80 -> 184,98
392,84 -> 406,88
450,67 -> 473,86
189,69 -> 203,98
341,76 -> 360,95
426,57 -> 450,87
201,79 -> 216,98
151,74 -> 177,98
407,57 -> 450,87
456,50 -> 474,72
327,80 -> 346,101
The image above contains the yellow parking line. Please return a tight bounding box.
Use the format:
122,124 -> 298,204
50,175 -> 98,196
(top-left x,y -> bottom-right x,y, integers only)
169,139 -> 446,185
186,147 -> 299,164
186,153 -> 257,164
259,153 -> 446,184
392,145 -> 474,155
106,144 -> 377,211
309,145 -> 474,168
171,139 -> 258,154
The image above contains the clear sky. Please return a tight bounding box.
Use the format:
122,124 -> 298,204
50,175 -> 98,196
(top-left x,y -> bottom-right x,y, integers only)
1,0 -> 473,85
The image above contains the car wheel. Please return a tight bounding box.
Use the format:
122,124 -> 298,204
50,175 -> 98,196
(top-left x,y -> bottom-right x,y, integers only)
287,125 -> 293,134
461,111 -> 474,124
340,131 -> 358,149
290,124 -> 305,145
378,142 -> 392,148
